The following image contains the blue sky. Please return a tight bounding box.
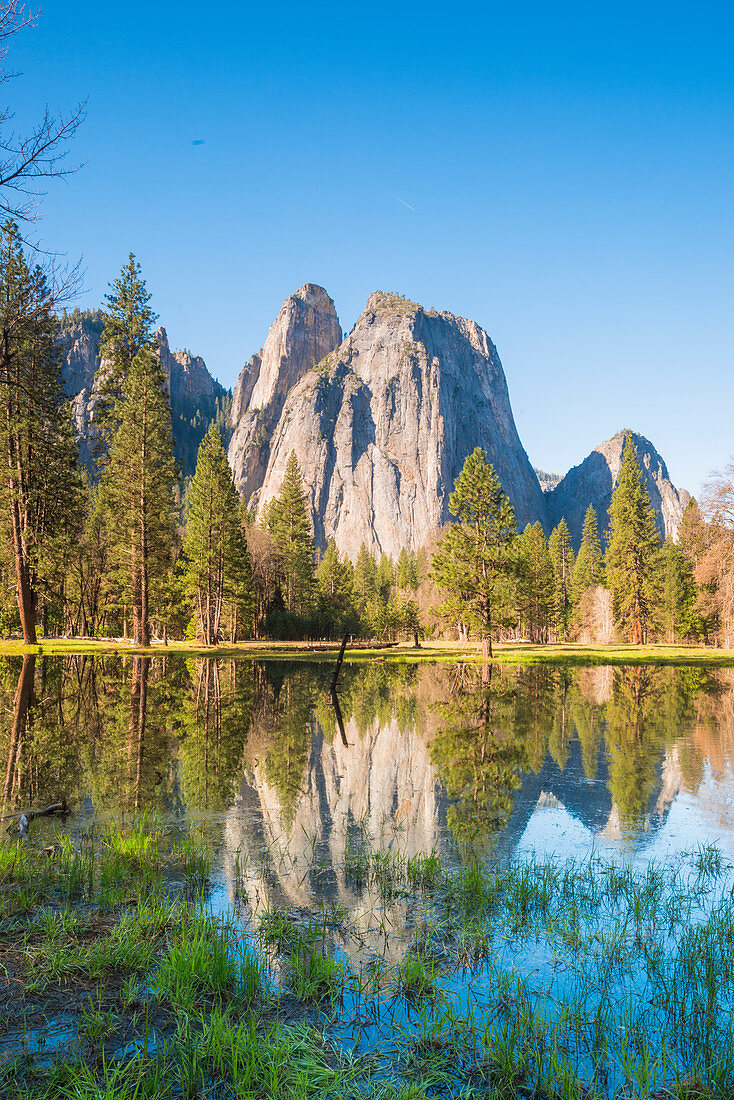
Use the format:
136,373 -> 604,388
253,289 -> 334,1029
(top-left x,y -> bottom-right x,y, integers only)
14,1 -> 734,493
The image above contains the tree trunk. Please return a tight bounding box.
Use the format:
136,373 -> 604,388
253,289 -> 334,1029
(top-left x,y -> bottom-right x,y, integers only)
6,415 -> 36,644
3,654 -> 35,805
8,485 -> 36,643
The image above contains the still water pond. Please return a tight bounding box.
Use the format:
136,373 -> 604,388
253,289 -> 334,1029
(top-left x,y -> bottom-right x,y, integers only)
4,655 -> 734,870
4,656 -> 734,1095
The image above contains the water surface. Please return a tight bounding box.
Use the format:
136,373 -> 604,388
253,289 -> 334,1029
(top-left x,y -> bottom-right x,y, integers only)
4,655 -> 734,871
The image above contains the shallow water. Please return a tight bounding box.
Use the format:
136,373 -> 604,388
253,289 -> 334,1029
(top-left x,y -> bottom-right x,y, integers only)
4,656 -> 734,870
4,655 -> 734,1093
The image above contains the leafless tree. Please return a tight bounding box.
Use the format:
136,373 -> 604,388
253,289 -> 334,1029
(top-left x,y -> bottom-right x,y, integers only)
0,2 -> 85,222
577,585 -> 614,644
701,462 -> 734,528
695,463 -> 734,647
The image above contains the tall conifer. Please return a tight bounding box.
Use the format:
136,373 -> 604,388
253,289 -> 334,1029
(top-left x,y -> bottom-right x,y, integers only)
316,539 -> 357,637
97,345 -> 177,645
517,522 -> 554,642
549,518 -> 575,641
182,424 -> 253,643
572,504 -> 604,605
95,254 -> 158,464
268,451 -> 315,615
354,544 -> 378,604
431,447 -> 517,658
605,433 -> 662,643
0,222 -> 83,642
661,538 -> 700,643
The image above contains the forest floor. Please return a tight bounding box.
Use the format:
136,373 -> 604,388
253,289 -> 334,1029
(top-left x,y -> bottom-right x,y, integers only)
0,637 -> 733,666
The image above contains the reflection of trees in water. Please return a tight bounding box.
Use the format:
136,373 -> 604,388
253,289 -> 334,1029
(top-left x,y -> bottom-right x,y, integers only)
605,667 -> 667,829
0,655 -> 187,812
2,655 -> 35,806
2,655 -> 88,810
242,664 -> 318,828
430,664 -> 527,854
2,655 -> 734,850
89,655 -> 180,813
178,660 -> 254,811
683,669 -> 734,807
428,663 -> 734,848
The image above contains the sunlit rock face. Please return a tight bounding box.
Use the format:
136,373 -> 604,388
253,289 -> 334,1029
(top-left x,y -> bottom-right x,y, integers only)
245,290 -> 547,558
227,284 -> 343,499
222,712 -> 447,945
548,431 -> 687,549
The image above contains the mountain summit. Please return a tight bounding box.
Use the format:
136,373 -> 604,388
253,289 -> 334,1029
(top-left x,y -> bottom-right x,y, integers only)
547,430 -> 688,549
228,284 -> 342,499
228,288 -> 547,558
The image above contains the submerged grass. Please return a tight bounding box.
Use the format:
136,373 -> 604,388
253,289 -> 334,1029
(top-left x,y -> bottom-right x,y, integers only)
4,817 -> 734,1098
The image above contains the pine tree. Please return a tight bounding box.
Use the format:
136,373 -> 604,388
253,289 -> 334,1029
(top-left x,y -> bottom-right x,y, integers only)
316,540 -> 343,600
0,222 -> 83,642
96,345 -> 177,645
431,448 -> 517,658
316,539 -> 356,637
605,433 -> 662,643
549,518 -> 575,641
517,522 -> 554,642
572,505 -> 604,607
96,254 -> 157,447
661,538 -> 700,643
376,553 -> 395,604
268,451 -> 315,616
353,543 -> 378,604
396,547 -> 418,590
182,424 -> 253,644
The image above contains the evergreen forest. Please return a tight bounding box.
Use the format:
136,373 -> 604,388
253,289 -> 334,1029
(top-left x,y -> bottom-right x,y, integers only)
1,233 -> 733,652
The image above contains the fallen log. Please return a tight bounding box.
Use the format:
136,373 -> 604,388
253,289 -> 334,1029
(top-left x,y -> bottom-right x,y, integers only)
2,801 -> 69,833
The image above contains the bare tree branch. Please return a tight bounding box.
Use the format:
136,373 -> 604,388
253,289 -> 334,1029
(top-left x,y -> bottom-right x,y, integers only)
0,2 -> 86,222
701,462 -> 734,528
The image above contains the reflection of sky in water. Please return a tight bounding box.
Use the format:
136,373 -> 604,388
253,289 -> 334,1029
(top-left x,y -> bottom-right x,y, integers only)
7,658 -> 734,1094
514,753 -> 734,866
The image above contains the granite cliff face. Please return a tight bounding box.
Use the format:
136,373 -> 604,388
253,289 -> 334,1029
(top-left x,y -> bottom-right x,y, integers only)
230,289 -> 548,558
228,284 -> 342,499
547,431 -> 687,549
59,313 -> 226,478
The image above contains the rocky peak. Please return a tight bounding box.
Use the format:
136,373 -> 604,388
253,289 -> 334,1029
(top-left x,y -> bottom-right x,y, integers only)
247,283 -> 341,412
547,430 -> 687,548
227,284 -> 342,497
59,311 -> 105,396
57,311 -> 225,479
252,290 -> 548,558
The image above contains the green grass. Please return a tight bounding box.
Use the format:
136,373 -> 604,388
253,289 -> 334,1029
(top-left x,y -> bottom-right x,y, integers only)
154,913 -> 262,1011
5,818 -> 734,1099
1,636 -> 733,667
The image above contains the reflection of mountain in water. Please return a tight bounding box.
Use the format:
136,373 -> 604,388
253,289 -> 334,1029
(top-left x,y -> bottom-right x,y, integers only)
2,656 -> 734,874
498,732 -> 680,859
224,710 -> 449,933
